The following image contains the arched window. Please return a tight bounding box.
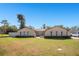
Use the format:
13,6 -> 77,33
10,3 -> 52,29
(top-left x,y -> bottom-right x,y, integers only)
56,31 -> 58,36
61,31 -> 63,36
20,32 -> 21,36
27,31 -> 29,36
24,31 -> 25,36
50,31 -> 52,36
66,31 -> 68,36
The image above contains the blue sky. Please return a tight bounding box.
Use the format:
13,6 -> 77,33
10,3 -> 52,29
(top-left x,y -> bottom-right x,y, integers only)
0,3 -> 79,28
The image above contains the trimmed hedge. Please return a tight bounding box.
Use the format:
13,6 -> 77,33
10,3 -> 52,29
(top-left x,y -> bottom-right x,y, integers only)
44,36 -> 71,39
15,36 -> 35,38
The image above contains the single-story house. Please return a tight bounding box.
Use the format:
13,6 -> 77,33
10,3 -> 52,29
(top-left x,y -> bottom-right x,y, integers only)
9,26 -> 72,38
44,26 -> 71,38
9,27 -> 36,37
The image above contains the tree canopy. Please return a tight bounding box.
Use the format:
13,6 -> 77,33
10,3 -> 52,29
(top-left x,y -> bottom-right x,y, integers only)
17,14 -> 26,29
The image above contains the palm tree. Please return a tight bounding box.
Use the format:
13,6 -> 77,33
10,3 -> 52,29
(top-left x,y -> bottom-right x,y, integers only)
17,14 -> 25,29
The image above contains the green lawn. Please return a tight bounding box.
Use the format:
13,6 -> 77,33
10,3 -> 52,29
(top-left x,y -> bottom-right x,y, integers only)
0,37 -> 79,56
0,34 -> 9,37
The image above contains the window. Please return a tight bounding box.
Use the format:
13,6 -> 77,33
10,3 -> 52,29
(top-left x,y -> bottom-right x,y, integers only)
20,32 -> 21,36
61,31 -> 63,36
66,31 -> 68,36
56,31 -> 58,36
24,31 -> 25,35
27,31 -> 29,36
50,31 -> 52,36
78,32 -> 79,34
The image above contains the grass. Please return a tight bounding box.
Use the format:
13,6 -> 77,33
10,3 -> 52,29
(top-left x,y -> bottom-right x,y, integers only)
0,34 -> 9,37
0,34 -> 79,56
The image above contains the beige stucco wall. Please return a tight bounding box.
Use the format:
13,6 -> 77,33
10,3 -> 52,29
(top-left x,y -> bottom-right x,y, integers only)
9,28 -> 36,37
17,28 -> 36,36
44,27 -> 70,36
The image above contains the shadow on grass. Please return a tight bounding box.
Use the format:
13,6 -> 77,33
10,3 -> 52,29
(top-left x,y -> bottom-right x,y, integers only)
0,36 -> 10,38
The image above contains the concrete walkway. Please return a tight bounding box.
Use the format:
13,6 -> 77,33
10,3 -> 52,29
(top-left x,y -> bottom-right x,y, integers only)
71,37 -> 79,39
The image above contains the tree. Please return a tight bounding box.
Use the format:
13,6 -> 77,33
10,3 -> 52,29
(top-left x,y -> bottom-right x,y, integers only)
7,25 -> 18,33
0,25 -> 18,34
0,19 -> 18,34
28,25 -> 34,29
0,20 -> 9,33
54,25 -> 64,28
42,24 -> 46,29
10,25 -> 18,31
17,14 -> 25,29
47,26 -> 52,29
65,27 -> 71,31
71,26 -> 79,30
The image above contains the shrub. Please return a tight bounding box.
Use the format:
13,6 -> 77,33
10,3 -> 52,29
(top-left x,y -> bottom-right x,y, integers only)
44,36 -> 71,39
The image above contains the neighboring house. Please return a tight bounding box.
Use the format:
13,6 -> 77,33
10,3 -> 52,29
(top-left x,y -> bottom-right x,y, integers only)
9,27 -> 36,37
69,29 -> 79,37
44,27 -> 71,37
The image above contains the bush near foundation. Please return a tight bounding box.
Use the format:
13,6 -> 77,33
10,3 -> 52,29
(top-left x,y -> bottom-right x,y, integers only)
44,36 -> 71,39
15,36 -> 35,38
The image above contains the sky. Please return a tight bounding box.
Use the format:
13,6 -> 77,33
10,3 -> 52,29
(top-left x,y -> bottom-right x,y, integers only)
0,3 -> 79,28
